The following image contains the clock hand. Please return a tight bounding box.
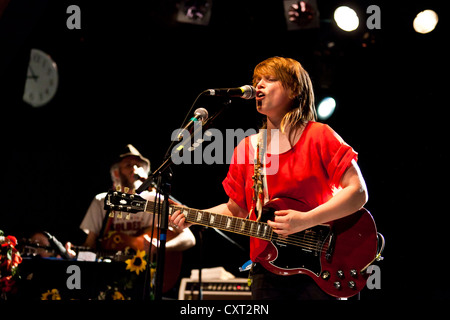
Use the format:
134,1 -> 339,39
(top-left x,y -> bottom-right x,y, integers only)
27,66 -> 39,82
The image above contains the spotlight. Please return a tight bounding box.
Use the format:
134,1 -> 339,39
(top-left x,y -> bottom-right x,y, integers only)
317,97 -> 336,120
176,0 -> 212,26
334,6 -> 359,32
413,10 -> 439,34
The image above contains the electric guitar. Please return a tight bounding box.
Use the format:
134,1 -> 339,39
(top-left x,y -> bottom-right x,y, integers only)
104,190 -> 382,298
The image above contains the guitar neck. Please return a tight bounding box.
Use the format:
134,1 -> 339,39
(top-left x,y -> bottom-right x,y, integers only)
143,200 -> 273,241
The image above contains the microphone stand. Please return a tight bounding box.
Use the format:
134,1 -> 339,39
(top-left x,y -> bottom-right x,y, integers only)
153,172 -> 171,301
135,97 -> 232,301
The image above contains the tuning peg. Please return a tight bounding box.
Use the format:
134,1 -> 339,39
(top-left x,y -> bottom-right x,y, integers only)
109,211 -> 115,218
124,187 -> 130,193
131,188 -> 136,194
116,185 -> 122,192
116,211 -> 123,218
126,213 -> 131,220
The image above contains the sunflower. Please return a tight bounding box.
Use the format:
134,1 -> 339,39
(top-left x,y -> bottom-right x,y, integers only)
112,290 -> 125,300
41,288 -> 61,300
125,249 -> 147,275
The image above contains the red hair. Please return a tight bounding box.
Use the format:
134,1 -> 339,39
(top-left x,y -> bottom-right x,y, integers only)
253,57 -> 316,132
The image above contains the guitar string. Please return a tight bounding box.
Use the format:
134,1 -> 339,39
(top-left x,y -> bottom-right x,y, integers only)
169,204 -> 327,246
110,196 -> 326,251
114,194 -> 320,249
145,202 -> 327,250
144,202 -> 329,252
192,213 -> 325,249
116,206 -> 327,253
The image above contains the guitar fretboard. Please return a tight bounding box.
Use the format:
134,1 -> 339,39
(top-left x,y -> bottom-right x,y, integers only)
170,205 -> 273,240
109,193 -> 330,252
141,200 -> 273,241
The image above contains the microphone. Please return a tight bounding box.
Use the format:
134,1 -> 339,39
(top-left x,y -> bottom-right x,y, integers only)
205,85 -> 256,99
133,174 -> 146,182
176,107 -> 209,140
43,231 -> 72,260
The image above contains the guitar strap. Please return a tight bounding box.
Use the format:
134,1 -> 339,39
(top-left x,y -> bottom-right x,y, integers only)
248,129 -> 270,286
250,129 -> 269,221
259,130 -> 270,204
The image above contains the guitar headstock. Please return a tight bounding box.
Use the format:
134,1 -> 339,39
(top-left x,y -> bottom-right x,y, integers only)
104,189 -> 147,215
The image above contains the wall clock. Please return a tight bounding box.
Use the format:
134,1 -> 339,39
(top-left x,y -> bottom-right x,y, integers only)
23,48 -> 59,107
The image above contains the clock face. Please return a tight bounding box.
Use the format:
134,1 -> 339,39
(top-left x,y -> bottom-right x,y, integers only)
23,48 -> 59,107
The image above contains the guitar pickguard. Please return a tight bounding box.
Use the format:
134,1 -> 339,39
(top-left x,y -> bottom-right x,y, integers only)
269,226 -> 330,276
256,200 -> 331,276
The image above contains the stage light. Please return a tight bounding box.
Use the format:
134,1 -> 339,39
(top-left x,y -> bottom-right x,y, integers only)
176,0 -> 212,26
317,97 -> 336,120
284,0 -> 320,31
334,6 -> 359,32
413,10 -> 439,34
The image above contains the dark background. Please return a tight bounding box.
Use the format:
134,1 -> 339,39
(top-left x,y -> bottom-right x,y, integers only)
0,0 -> 447,300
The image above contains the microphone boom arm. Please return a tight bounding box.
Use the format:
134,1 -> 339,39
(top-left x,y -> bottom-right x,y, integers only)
136,99 -> 230,194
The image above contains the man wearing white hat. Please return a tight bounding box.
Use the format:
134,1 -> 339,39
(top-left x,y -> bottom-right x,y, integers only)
73,144 -> 196,254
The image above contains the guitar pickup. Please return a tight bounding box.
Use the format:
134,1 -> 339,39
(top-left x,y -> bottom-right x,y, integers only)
325,232 -> 335,262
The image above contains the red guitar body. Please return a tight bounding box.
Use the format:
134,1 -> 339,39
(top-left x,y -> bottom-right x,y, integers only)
252,198 -> 378,298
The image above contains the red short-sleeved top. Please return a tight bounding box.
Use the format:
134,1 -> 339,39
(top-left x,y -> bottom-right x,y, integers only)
222,121 -> 358,261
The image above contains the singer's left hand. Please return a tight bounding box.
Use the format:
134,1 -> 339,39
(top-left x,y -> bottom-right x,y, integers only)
170,209 -> 192,231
